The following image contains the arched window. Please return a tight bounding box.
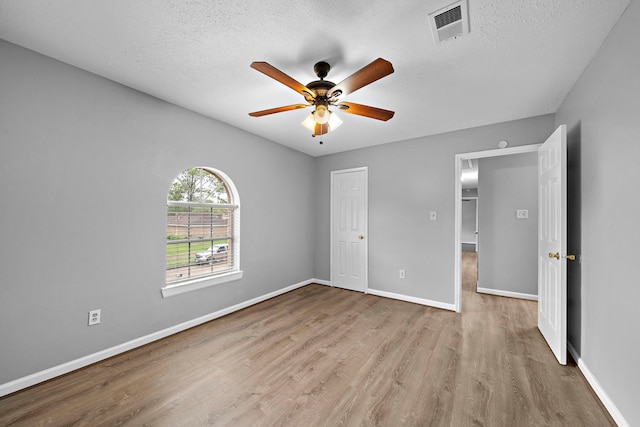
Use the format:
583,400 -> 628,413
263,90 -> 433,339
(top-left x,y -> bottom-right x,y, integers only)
162,167 -> 242,297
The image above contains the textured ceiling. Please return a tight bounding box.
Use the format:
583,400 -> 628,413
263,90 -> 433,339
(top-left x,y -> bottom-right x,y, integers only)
0,0 -> 630,157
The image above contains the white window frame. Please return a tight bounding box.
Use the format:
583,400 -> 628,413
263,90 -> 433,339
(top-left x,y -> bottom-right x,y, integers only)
162,168 -> 242,298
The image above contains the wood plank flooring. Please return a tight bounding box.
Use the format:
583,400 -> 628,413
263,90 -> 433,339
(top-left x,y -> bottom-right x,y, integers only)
0,252 -> 614,426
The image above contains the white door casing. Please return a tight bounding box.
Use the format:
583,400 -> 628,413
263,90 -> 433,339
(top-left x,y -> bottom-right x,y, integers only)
537,125 -> 568,365
331,168 -> 368,292
454,144 -> 541,313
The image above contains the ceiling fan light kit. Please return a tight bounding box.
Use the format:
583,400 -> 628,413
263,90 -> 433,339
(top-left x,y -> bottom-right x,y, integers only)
301,105 -> 343,134
249,58 -> 395,139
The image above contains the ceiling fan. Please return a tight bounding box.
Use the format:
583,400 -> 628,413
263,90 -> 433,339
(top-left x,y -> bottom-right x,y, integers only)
249,58 -> 395,137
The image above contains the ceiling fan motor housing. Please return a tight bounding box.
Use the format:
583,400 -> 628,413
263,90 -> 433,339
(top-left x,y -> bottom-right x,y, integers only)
306,79 -> 335,99
305,61 -> 339,101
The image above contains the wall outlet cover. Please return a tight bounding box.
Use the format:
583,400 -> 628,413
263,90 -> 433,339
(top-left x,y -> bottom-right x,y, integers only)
88,309 -> 101,326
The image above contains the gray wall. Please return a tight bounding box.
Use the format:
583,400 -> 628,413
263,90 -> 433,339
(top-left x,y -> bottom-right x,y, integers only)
477,153 -> 538,296
313,116 -> 555,303
4,3 -> 637,420
460,198 -> 476,246
0,41 -> 316,384
555,0 -> 639,424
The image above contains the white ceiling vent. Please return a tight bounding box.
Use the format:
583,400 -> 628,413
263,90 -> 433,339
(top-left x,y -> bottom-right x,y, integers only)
428,0 -> 469,43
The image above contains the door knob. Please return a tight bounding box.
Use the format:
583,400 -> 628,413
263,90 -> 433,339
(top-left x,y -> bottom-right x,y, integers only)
358,235 -> 364,240
548,252 -> 576,261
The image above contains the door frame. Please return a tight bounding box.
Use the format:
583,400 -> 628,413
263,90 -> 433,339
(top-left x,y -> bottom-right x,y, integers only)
330,166 -> 369,292
454,144 -> 541,312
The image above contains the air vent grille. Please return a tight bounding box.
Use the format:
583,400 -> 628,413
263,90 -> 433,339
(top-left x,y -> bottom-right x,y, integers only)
428,0 -> 469,43
434,5 -> 462,29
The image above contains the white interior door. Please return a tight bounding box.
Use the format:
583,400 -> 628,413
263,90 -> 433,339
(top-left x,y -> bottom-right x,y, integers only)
538,125 -> 568,365
331,168 -> 368,292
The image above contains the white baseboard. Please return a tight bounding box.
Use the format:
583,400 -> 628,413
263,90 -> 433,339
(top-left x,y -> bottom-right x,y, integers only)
298,280 -> 455,311
367,288 -> 456,311
476,286 -> 538,301
311,278 -> 332,287
0,278 -> 316,398
567,342 -> 629,427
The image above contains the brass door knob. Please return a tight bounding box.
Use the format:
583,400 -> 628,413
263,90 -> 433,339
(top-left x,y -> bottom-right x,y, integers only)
548,252 -> 576,261
358,235 -> 364,240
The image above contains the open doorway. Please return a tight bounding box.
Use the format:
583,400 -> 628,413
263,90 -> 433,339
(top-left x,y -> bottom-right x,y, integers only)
461,160 -> 479,300
454,144 -> 541,312
461,159 -> 478,297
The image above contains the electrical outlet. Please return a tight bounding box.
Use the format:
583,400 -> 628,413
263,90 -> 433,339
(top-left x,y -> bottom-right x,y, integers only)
429,211 -> 437,221
516,209 -> 528,219
88,309 -> 101,326
399,269 -> 406,279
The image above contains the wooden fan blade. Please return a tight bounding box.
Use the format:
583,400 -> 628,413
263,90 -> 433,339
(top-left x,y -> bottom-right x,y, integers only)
249,104 -> 309,117
336,102 -> 395,121
251,62 -> 315,99
328,58 -> 394,98
314,122 -> 329,136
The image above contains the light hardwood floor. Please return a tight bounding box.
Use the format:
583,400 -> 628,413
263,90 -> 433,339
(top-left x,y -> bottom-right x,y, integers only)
0,252 -> 614,426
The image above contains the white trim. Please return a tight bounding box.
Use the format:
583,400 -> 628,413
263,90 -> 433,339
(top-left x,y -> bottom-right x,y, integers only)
330,167 -> 369,293
476,286 -> 538,301
567,342 -> 630,427
0,278 -> 316,398
315,281 -> 455,311
454,143 -> 542,313
312,278 -> 332,287
161,270 -> 244,297
367,288 -> 456,312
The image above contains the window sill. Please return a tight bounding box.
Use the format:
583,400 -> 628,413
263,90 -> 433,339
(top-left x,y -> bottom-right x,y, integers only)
161,270 -> 244,298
